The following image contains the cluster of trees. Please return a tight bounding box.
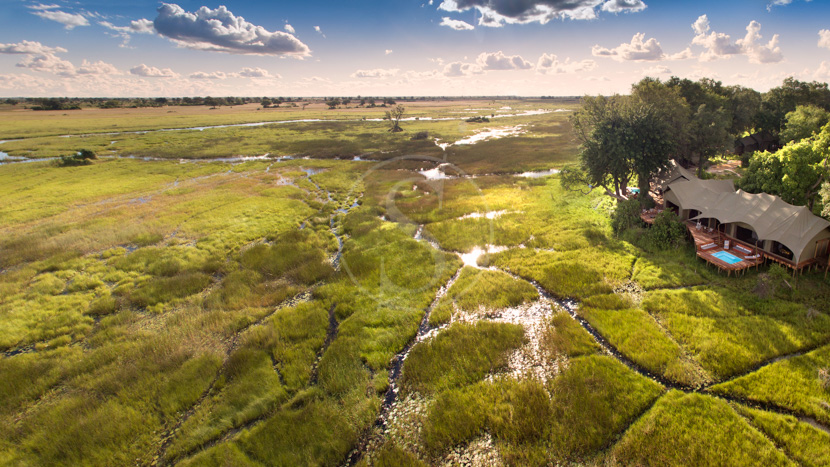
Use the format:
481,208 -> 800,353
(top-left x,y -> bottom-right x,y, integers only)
566,76 -> 830,215
324,97 -> 397,109
740,121 -> 830,215
4,96 -> 310,110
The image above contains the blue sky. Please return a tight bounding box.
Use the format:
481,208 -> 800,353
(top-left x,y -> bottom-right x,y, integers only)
0,0 -> 829,97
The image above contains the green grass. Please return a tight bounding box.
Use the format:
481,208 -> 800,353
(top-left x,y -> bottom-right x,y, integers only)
489,247 -> 635,300
420,355 -> 663,461
710,344 -> 830,424
401,321 -> 526,394
630,252 -> 707,290
579,294 -> 711,387
642,287 -> 830,380
735,404 -> 830,467
3,99 -> 830,466
429,267 -> 538,326
543,312 -> 601,358
547,355 -> 664,460
608,391 -> 792,466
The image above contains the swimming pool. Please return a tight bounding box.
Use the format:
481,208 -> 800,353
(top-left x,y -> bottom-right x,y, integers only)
712,250 -> 743,264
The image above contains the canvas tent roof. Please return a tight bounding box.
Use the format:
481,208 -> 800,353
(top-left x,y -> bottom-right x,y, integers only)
665,177 -> 830,262
655,161 -> 696,191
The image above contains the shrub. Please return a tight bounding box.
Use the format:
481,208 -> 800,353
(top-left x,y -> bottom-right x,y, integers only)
820,368 -> 830,391
646,209 -> 686,250
410,131 -> 429,140
57,149 -> 97,167
611,199 -> 643,234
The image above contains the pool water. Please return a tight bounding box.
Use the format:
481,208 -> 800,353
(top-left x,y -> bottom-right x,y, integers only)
712,250 -> 743,264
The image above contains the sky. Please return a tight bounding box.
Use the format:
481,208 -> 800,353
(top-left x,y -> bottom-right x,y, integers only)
0,0 -> 829,97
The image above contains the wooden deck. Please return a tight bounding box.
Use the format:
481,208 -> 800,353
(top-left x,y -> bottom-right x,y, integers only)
685,222 -> 764,276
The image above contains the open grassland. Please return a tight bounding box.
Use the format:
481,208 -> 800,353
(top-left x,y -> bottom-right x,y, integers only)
1,101 -> 829,466
609,391 -> 793,466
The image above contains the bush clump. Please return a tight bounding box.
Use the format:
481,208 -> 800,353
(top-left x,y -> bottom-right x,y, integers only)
646,209 -> 686,250
58,149 -> 97,167
611,199 -> 643,234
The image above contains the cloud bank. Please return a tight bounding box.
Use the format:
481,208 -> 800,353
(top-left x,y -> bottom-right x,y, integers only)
153,3 -> 311,57
438,0 -> 646,27
692,15 -> 783,64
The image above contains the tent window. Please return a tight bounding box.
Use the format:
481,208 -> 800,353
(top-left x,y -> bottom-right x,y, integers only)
771,241 -> 794,261
735,226 -> 758,245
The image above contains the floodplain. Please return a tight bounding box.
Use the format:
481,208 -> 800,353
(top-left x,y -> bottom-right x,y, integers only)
1,99 -> 828,466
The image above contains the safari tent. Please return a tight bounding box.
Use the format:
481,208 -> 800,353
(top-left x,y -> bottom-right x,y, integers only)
662,173 -> 830,269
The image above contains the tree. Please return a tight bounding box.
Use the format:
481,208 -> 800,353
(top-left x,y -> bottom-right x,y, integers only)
570,95 -> 632,196
740,123 -> 830,211
625,99 -> 675,206
780,105 -> 830,144
385,105 -> 406,132
325,98 -> 341,109
688,103 -> 732,176
755,78 -> 830,136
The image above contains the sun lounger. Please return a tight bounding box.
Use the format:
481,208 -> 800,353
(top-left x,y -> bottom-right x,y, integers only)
701,243 -> 717,250
745,254 -> 761,260
734,245 -> 752,255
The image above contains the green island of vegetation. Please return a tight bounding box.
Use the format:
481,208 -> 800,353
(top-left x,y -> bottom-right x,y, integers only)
1,79 -> 830,466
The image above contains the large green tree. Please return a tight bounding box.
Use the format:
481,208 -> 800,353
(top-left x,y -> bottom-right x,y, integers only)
570,95 -> 633,196
754,78 -> 830,136
569,94 -> 674,205
740,123 -> 830,212
780,105 -> 830,144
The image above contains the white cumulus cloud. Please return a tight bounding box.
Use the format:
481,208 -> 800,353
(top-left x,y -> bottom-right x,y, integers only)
819,30 -> 830,50
189,71 -> 228,80
29,8 -> 89,29
0,40 -> 66,55
443,61 -> 484,77
351,68 -> 400,78
592,32 -> 665,61
691,15 -> 782,64
536,53 -> 597,73
284,24 -> 295,34
476,51 -> 532,70
440,17 -> 475,30
153,3 -> 311,57
238,67 -> 278,78
16,53 -> 76,76
130,64 -> 178,78
77,60 -> 120,75
641,65 -> 672,76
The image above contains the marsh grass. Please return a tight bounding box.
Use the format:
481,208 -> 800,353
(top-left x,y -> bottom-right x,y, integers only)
421,355 -> 662,461
710,344 -> 830,424
490,247 -> 634,300
401,321 -> 525,394
608,391 -> 790,466
580,294 -> 710,387
547,355 -> 663,460
735,404 -> 830,466
429,267 -> 538,326
543,312 -> 601,358
643,287 -> 830,380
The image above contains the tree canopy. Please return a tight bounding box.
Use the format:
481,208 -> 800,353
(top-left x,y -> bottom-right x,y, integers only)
568,93 -> 674,204
740,123 -> 830,212
780,105 -> 830,144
